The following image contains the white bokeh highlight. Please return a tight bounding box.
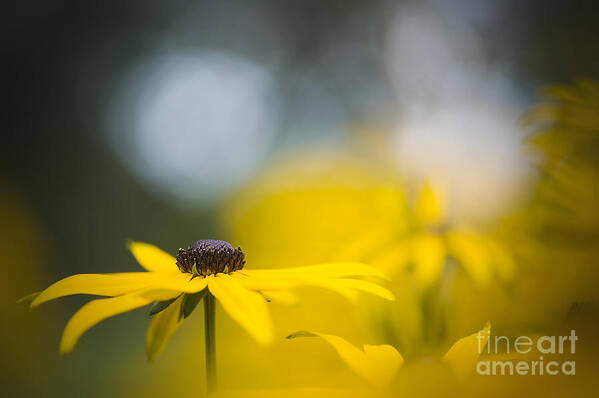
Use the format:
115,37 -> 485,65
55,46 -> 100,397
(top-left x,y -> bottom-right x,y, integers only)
108,50 -> 279,206
387,7 -> 531,221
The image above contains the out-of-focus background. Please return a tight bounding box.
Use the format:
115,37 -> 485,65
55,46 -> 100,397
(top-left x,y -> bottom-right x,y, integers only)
7,0 -> 599,397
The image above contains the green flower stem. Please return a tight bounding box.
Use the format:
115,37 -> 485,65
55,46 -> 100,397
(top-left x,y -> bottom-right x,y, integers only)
204,293 -> 217,394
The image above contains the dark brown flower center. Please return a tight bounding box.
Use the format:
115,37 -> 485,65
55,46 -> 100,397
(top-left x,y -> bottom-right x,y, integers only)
176,239 -> 245,276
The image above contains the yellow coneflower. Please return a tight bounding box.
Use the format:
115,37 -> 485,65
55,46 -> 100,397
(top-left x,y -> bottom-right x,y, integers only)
21,239 -> 394,393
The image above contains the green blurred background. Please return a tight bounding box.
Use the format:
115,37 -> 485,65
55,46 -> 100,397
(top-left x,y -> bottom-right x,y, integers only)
6,0 -> 599,397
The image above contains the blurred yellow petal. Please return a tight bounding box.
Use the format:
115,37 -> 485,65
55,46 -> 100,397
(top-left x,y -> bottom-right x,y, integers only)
31,273 -> 166,308
447,231 -> 493,287
487,240 -> 516,281
415,181 -> 445,226
208,274 -> 273,345
369,241 -> 411,276
334,226 -> 396,261
411,235 -> 446,288
127,241 -> 178,273
146,294 -> 185,362
60,294 -> 152,354
362,344 -> 404,387
287,331 -> 403,388
542,83 -> 586,104
442,322 -> 491,379
243,262 -> 389,281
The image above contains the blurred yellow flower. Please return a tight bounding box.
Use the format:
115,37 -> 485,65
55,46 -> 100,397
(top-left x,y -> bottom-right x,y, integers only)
524,79 -> 599,170
22,240 -> 394,361
222,152 -> 507,356
369,181 -> 515,288
224,152 -> 406,268
497,78 -> 599,327
524,79 -> 599,233
287,322 -> 491,390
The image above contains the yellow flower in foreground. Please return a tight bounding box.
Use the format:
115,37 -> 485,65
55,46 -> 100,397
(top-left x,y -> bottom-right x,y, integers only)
22,240 -> 394,361
287,322 -> 491,390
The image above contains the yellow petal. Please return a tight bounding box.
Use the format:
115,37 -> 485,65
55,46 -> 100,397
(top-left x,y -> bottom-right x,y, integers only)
31,273 -> 167,308
287,331 -> 403,388
301,278 -> 395,302
415,181 -> 445,226
137,289 -> 185,302
298,280 -> 361,303
231,273 -> 393,303
239,274 -> 362,302
142,272 -> 208,293
229,273 -> 297,291
17,291 -> 42,305
442,322 -> 491,379
127,241 -> 178,272
328,279 -> 395,301
137,289 -> 182,302
411,235 -> 446,288
260,290 -> 299,305
60,294 -> 152,354
242,262 -> 390,281
362,344 -> 404,387
146,294 -> 185,362
208,274 -> 273,345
